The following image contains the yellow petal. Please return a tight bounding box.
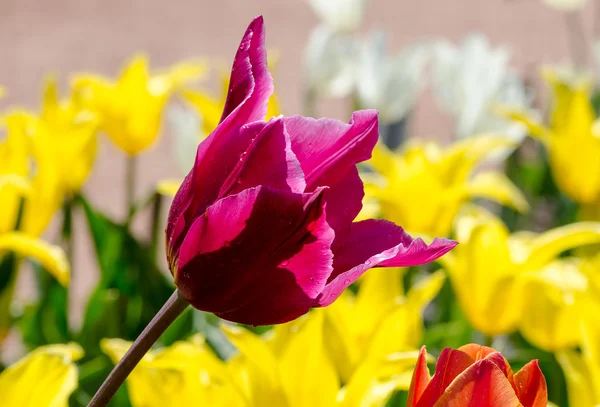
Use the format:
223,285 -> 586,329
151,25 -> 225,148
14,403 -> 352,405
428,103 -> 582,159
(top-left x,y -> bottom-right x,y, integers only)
280,311 -> 339,407
157,179 -> 182,197
524,222 -> 600,271
0,232 -> 69,286
464,171 -> 529,213
0,174 -> 31,196
519,259 -> 588,351
182,89 -> 224,135
0,343 -> 83,407
102,338 -> 239,407
557,351 -> 600,407
221,324 -> 283,405
495,106 -> 551,146
367,272 -> 446,358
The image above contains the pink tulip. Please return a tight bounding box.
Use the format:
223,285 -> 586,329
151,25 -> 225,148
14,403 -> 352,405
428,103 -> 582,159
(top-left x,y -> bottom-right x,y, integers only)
166,16 -> 456,325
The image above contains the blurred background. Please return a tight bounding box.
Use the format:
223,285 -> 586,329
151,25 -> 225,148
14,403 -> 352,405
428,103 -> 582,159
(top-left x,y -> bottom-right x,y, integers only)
2,1 -> 600,405
3,0 -> 594,325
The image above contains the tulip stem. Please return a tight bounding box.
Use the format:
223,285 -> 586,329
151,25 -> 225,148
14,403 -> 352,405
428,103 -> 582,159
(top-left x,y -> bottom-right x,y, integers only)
125,156 -> 137,225
87,290 -> 189,407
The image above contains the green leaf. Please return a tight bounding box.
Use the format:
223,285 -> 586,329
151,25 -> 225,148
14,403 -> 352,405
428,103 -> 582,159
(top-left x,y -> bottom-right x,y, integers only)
18,263 -> 71,348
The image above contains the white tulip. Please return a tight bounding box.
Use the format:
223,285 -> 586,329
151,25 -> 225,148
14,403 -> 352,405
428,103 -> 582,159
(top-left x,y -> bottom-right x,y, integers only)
308,0 -> 366,33
432,34 -> 529,138
167,105 -> 204,174
304,24 -> 359,98
357,31 -> 430,124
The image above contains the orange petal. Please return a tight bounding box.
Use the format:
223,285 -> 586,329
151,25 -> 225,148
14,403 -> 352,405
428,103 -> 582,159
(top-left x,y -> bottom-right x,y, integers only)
513,360 -> 548,407
484,352 -> 517,394
433,359 -> 522,407
458,344 -> 497,361
408,346 -> 432,407
416,348 -> 475,406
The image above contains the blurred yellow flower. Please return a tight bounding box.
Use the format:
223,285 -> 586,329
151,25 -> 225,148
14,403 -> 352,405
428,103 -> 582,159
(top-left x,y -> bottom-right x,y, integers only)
323,268 -> 445,383
102,337 -> 239,407
362,136 -> 528,236
0,343 -> 83,407
222,311 -> 418,407
1,112 -> 63,237
32,77 -> 99,196
73,54 -> 205,156
556,252 -> 600,407
502,69 -> 600,207
441,206 -> 600,338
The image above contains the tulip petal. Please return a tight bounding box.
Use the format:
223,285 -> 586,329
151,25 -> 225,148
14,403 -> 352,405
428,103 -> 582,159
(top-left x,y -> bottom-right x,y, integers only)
464,171 -> 529,213
0,232 -> 69,286
222,118 -> 306,196
432,359 -> 521,407
0,343 -> 83,407
220,15 -> 273,125
407,346 -> 431,407
415,348 -> 475,406
284,110 -> 378,189
317,220 -> 456,306
167,16 -> 274,249
175,186 -> 334,325
513,360 -> 548,407
458,344 -> 498,361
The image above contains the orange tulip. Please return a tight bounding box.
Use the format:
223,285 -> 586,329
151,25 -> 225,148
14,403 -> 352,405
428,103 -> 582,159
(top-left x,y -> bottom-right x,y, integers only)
407,344 -> 547,407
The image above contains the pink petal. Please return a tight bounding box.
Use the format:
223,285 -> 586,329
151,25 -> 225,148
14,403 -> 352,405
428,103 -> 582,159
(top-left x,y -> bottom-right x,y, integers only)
513,361 -> 548,407
220,118 -> 306,196
415,348 -> 476,407
316,220 -> 456,306
219,15 -> 273,125
325,165 -> 364,239
432,359 -> 522,407
174,186 -> 334,325
284,110 -> 379,189
167,16 -> 273,251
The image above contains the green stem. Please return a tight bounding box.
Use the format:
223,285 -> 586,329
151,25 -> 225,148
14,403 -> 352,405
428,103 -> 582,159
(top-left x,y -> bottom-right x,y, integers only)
62,198 -> 74,269
149,192 -> 163,258
88,290 -> 189,407
303,87 -> 317,118
125,156 -> 137,225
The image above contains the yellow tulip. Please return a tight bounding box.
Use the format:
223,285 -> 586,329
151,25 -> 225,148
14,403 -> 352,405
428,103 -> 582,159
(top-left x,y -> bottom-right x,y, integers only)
33,77 -> 99,195
323,268 -> 445,383
555,253 -> 600,407
0,343 -> 83,407
73,55 -> 205,155
519,258 -> 589,351
0,113 -> 63,237
0,126 -> 29,235
363,135 -> 528,236
222,311 -> 418,407
502,69 -> 600,206
102,336 -> 240,407
442,206 -> 600,338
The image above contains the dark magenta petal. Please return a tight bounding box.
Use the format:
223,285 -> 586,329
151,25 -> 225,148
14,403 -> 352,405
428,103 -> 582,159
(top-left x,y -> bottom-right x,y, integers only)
316,220 -> 456,306
283,110 -> 378,189
174,186 -> 334,325
167,16 -> 273,250
219,15 -> 273,125
221,118 -> 306,196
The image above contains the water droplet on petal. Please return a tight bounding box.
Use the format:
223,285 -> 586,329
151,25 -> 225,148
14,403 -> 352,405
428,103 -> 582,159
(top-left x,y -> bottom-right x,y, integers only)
365,260 -> 371,265
344,279 -> 350,285
281,260 -> 290,267
309,276 -> 314,282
